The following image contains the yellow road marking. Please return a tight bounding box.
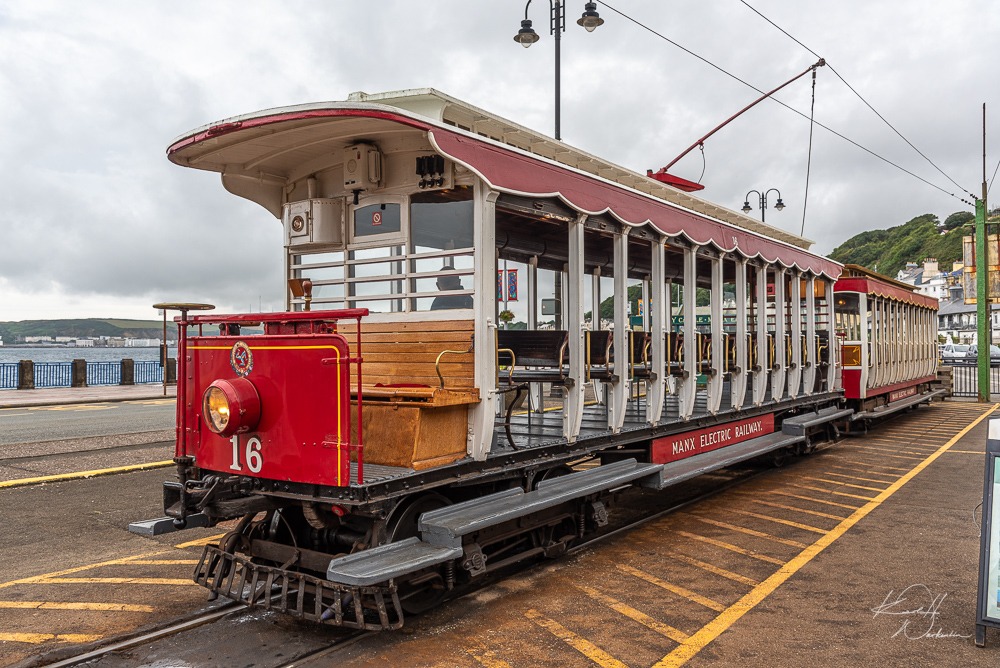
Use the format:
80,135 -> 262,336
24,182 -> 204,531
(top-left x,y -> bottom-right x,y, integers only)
30,404 -> 111,412
765,490 -> 860,510
668,553 -> 759,587
174,534 -> 225,549
466,645 -> 514,668
838,459 -> 910,472
126,399 -> 175,405
0,460 -> 174,489
730,509 -> 826,534
683,514 -> 807,548
747,499 -> 846,521
128,559 -> 200,566
0,551 -> 170,590
825,464 -> 898,480
653,402 -> 998,667
799,476 -> 885,493
525,609 -> 628,668
0,632 -> 103,644
945,449 -> 983,454
618,564 -> 727,611
842,445 -> 925,460
787,482 -> 874,501
37,577 -> 197,586
0,601 -> 154,612
674,531 -> 785,566
821,471 -> 898,485
576,584 -> 689,643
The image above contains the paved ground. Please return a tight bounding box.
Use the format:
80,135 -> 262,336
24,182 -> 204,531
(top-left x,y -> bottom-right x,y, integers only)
0,384 -> 175,409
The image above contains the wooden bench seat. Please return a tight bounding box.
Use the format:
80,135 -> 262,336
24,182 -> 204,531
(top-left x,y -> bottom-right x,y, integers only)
339,319 -> 479,471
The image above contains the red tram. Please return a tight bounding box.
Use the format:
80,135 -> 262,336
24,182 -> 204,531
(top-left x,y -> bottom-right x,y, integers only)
159,89 -> 943,629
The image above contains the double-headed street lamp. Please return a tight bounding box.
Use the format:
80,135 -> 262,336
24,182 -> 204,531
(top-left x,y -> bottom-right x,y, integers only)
514,1 -> 604,141
742,188 -> 785,223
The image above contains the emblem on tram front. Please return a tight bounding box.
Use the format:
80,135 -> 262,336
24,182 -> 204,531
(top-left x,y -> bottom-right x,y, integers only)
230,341 -> 253,377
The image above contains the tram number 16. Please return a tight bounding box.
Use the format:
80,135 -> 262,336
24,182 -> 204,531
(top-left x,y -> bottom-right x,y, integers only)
229,435 -> 264,473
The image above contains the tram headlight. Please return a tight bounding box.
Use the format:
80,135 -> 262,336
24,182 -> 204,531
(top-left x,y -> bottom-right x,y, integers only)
202,378 -> 261,437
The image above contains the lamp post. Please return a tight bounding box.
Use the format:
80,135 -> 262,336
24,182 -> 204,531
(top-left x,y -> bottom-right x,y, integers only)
742,188 -> 785,224
514,1 -> 603,141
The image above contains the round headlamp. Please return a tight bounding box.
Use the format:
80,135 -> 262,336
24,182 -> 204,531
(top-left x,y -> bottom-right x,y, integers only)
202,377 -> 261,437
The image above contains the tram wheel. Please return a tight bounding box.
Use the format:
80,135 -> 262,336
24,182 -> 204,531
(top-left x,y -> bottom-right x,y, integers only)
384,493 -> 451,614
771,448 -> 788,467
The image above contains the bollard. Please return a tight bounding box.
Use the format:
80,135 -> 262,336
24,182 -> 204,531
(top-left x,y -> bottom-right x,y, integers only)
17,360 -> 34,390
71,359 -> 87,388
121,358 -> 135,385
166,357 -> 177,385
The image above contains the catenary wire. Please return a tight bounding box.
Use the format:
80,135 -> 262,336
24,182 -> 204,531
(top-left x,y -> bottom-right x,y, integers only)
740,0 -> 974,200
990,157 -> 1000,197
598,2 -> 972,204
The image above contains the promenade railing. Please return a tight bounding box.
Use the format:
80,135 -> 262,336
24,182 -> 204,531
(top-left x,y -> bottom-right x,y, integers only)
0,358 -> 174,390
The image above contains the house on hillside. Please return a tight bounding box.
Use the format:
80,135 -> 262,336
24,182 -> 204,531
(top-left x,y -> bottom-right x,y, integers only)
897,258 -> 948,301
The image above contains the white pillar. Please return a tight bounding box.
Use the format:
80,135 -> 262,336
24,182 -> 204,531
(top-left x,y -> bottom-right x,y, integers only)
732,257 -> 749,408
679,246 -> 698,418
648,239 -> 666,424
469,185 -> 498,460
609,229 -> 631,432
707,253 -> 724,413
564,215 -> 586,442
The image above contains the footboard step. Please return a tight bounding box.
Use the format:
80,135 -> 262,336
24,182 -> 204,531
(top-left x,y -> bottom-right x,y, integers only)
419,459 -> 664,549
326,537 -> 462,586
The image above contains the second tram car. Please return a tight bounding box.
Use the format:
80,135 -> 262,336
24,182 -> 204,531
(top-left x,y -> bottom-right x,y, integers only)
159,89 -> 943,629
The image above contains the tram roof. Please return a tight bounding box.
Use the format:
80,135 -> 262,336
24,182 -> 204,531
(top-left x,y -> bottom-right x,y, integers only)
836,264 -> 939,309
168,88 -> 841,278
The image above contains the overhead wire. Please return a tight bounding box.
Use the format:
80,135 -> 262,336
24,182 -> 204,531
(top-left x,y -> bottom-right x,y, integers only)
597,1 -> 973,205
990,157 -> 1000,197
740,0 -> 975,200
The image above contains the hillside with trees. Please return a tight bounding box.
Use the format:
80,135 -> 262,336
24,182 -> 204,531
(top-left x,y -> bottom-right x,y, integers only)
828,212 -> 970,277
0,319 -> 165,344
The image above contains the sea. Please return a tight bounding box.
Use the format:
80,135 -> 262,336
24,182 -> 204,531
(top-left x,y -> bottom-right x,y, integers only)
0,346 -> 178,364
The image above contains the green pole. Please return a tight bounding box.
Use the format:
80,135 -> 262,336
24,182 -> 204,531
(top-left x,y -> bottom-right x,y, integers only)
976,198 -> 989,401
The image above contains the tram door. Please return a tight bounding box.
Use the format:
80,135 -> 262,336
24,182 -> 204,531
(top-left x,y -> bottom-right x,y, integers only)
835,291 -> 865,399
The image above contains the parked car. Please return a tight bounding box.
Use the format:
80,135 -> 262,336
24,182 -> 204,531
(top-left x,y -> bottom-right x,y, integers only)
940,343 -> 970,362
964,344 -> 1000,365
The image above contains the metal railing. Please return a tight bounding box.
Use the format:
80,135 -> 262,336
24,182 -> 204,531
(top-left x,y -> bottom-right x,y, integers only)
0,363 -> 18,390
948,360 -> 1000,398
34,362 -> 72,388
135,361 -> 163,384
87,361 -> 121,386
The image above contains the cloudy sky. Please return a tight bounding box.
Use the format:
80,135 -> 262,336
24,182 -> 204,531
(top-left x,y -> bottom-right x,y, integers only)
1,1 -> 997,321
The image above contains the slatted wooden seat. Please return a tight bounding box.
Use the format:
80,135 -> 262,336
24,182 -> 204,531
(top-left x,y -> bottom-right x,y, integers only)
497,330 -> 570,385
339,319 -> 479,471
629,331 -> 653,380
586,330 -> 616,382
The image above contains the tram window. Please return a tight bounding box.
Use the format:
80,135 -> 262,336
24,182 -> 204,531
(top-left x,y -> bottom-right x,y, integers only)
353,202 -> 402,239
410,189 -> 475,311
834,293 -> 861,340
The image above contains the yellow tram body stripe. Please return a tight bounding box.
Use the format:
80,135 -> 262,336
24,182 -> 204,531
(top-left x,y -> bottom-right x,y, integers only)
653,402 -> 998,667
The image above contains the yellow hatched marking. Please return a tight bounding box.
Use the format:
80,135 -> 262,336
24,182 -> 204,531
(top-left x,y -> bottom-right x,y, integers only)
838,459 -> 910,473
825,464 -> 898,480
525,609 -> 628,668
675,531 -> 786,565
576,584 -> 689,643
799,476 -> 885,492
730,509 -> 826,534
0,551 -> 170,590
126,399 -> 175,405
467,645 -> 514,668
787,483 -> 875,501
748,499 -> 846,521
0,601 -> 154,612
821,471 -> 898,485
668,553 -> 759,587
842,445 -> 924,460
0,461 -> 174,489
652,402 -> 998,668
38,577 -> 197,586
683,514 -> 807,548
618,563 -> 727,611
0,632 -> 103,644
946,449 -> 984,454
765,490 -> 860,510
174,534 -> 226,549
127,559 -> 200,566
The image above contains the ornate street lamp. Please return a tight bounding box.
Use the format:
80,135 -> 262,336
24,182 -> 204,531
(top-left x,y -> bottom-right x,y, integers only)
742,188 -> 785,223
514,1 -> 603,141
